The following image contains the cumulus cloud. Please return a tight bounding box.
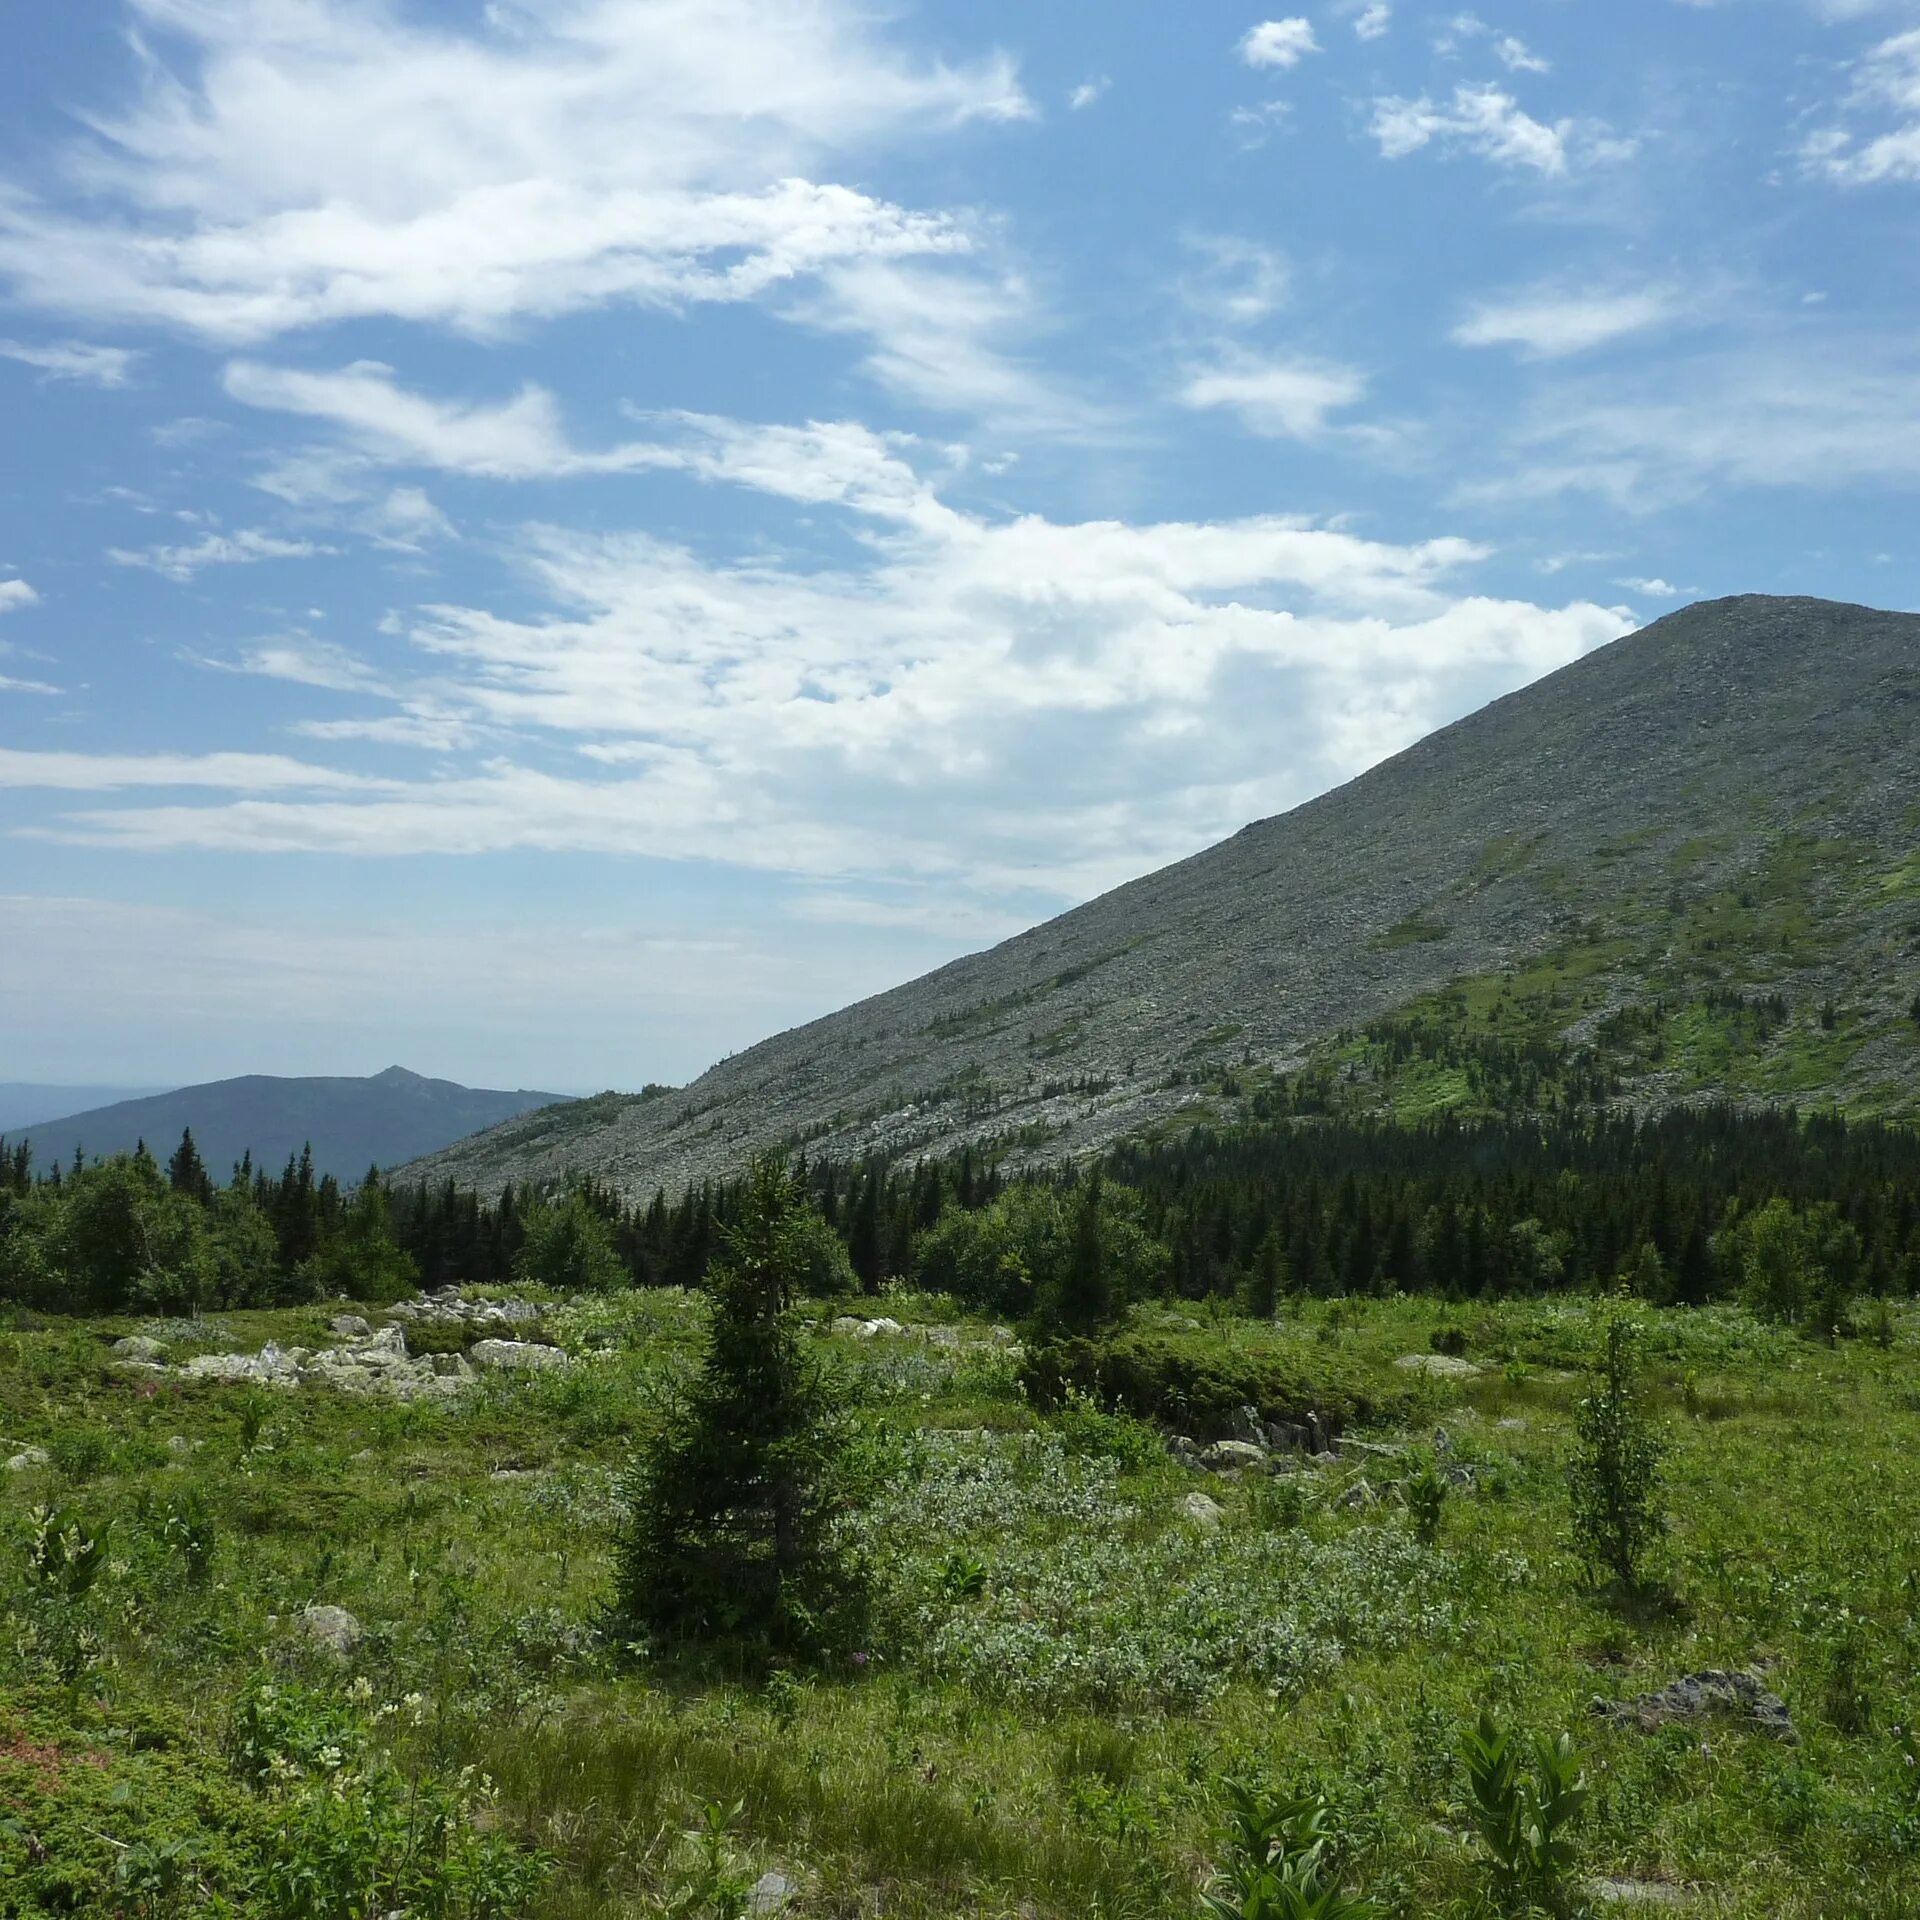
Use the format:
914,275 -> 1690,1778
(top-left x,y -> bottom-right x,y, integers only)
1069,77 -> 1110,110
1452,284 -> 1685,357
1370,85 -> 1624,174
1352,5 -> 1392,41
1179,355 -> 1370,438
0,579 -> 38,614
108,528 -> 333,581
1239,19 -> 1320,68
0,0 -> 1028,363
0,338 -> 140,386
38,416 -> 1629,905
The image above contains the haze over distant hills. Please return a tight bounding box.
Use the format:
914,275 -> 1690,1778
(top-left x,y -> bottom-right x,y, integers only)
7,1067 -> 571,1183
405,596 -> 1920,1200
0,1085 -> 167,1134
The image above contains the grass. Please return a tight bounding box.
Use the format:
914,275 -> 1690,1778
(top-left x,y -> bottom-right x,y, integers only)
8,1288 -> 1920,1915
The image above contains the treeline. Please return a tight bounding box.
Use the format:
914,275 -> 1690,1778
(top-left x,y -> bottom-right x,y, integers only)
4,1104 -> 1918,1324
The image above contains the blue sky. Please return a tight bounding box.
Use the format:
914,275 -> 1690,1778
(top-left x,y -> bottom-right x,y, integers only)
3,0 -> 1918,1092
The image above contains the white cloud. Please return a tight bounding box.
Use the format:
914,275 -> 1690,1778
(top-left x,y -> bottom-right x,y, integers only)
1069,77 -> 1110,110
108,528 -> 333,581
0,749 -> 389,792
1180,355 -> 1369,439
38,415 -> 1628,905
1452,284 -> 1684,357
0,0 -> 1026,344
0,674 -> 63,696
1369,85 -> 1625,175
1352,4 -> 1392,40
1458,337 -> 1920,506
1616,577 -> 1690,597
1801,29 -> 1920,184
1494,35 -> 1550,74
1178,236 -> 1291,326
0,579 -> 38,615
0,338 -> 140,386
1239,19 -> 1321,69
366,487 -> 457,551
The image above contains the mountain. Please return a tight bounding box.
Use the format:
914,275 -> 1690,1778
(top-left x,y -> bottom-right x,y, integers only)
406,595 -> 1920,1200
0,1085 -> 167,1134
7,1066 -> 573,1182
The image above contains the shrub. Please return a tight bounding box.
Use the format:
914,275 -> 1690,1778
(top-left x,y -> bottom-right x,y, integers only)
515,1192 -> 628,1294
1568,1304 -> 1667,1591
612,1157 -> 864,1653
1020,1326 -> 1390,1438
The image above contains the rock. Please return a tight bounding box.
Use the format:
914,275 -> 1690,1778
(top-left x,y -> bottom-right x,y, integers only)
1586,1879 -> 1691,1908
113,1334 -> 167,1363
357,1323 -> 408,1359
922,1324 -> 965,1349
1431,1426 -> 1453,1455
329,1314 -> 372,1339
1496,1416 -> 1528,1432
6,1446 -> 50,1471
1595,1670 -> 1796,1743
165,1434 -> 198,1456
1337,1479 -> 1377,1510
428,1352 -> 473,1379
469,1339 -> 568,1372
1167,1434 -> 1202,1466
1395,1352 -> 1483,1378
1179,1491 -> 1225,1528
1200,1439 -> 1269,1474
1227,1404 -> 1266,1446
1332,1436 -> 1405,1464
1265,1420 -> 1310,1451
298,1604 -> 364,1660
749,1871 -> 796,1916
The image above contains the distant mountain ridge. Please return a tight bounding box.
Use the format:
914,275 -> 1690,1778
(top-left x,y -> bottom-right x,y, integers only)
401,594 -> 1920,1199
0,1084 -> 167,1134
7,1066 -> 572,1182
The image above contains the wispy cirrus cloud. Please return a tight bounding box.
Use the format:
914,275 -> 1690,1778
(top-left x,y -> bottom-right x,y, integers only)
1179,354 -> 1370,439
108,528 -> 334,582
0,338 -> 140,386
1451,283 -> 1688,358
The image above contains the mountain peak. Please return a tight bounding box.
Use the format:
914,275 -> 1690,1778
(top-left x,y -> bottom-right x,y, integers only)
404,594 -> 1920,1198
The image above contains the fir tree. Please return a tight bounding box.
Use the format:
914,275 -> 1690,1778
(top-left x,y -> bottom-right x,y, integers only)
167,1128 -> 212,1204
612,1158 -> 862,1653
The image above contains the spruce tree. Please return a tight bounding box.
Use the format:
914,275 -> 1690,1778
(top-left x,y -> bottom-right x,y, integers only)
167,1128 -> 212,1203
613,1157 -> 861,1653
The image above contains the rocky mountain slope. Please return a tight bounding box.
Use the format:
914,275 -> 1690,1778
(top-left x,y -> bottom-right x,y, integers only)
9,1065 -> 570,1181
408,596 -> 1920,1199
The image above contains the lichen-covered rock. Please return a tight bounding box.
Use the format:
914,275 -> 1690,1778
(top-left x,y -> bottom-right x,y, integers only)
298,1604 -> 363,1660
1395,1352 -> 1483,1378
1178,1491 -> 1225,1528
469,1339 -> 568,1372
1200,1439 -> 1269,1474
6,1446 -> 50,1472
1595,1669 -> 1796,1742
113,1334 -> 167,1363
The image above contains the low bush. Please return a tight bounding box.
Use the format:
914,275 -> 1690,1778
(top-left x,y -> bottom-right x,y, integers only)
1019,1325 -> 1398,1437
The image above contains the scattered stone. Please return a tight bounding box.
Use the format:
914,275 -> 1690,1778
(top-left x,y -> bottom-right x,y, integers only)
1395,1352 -> 1484,1378
749,1871 -> 796,1916
298,1604 -> 364,1660
165,1435 -> 198,1456
1587,1879 -> 1692,1908
469,1339 -> 568,1373
1337,1479 -> 1377,1510
1496,1417 -> 1529,1432
1595,1670 -> 1796,1743
1200,1439 -> 1269,1474
1178,1490 -> 1225,1528
112,1334 -> 167,1363
328,1314 -> 372,1339
6,1446 -> 50,1472
1332,1436 -> 1405,1464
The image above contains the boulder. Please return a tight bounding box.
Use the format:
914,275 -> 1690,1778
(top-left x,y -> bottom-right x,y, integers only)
328,1314 -> 372,1339
1395,1352 -> 1483,1378
113,1334 -> 167,1363
1200,1439 -> 1269,1474
1178,1490 -> 1226,1528
749,1871 -> 796,1916
357,1323 -> 409,1360
1227,1404 -> 1266,1446
298,1604 -> 364,1660
1265,1420 -> 1310,1451
1587,1880 -> 1691,1909
6,1446 -> 50,1472
469,1339 -> 568,1372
